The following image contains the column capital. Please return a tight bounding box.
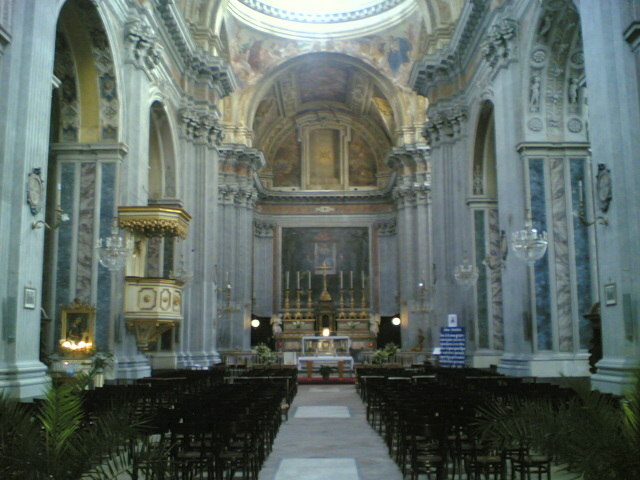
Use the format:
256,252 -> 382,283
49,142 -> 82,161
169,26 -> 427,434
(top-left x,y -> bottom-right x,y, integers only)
254,221 -> 276,238
376,220 -> 397,236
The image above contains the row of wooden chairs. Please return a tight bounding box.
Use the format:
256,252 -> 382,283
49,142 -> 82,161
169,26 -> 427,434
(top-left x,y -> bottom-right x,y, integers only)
360,369 -> 556,480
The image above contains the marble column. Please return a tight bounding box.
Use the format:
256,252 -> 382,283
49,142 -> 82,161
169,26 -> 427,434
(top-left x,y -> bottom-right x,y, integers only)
387,144 -> 433,351
0,1 -> 59,398
580,0 -> 640,393
217,146 -> 264,351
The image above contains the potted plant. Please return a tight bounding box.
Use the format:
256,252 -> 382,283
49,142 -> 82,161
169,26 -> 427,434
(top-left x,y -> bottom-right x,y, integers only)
254,343 -> 276,365
318,365 -> 335,380
474,368 -> 640,480
372,349 -> 389,364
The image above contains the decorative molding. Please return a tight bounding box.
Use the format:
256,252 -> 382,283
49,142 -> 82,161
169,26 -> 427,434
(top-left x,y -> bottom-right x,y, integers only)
125,18 -> 163,73
187,52 -> 237,98
179,106 -> 225,146
118,206 -> 192,239
254,221 -> 276,237
218,144 -> 266,171
481,18 -> 518,71
409,54 -> 456,98
423,105 -> 468,146
236,0 -> 405,24
376,220 -> 396,236
156,0 -> 236,97
409,0 -> 491,96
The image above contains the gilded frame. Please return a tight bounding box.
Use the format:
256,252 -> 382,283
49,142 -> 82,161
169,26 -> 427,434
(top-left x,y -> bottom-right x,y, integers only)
61,300 -> 96,344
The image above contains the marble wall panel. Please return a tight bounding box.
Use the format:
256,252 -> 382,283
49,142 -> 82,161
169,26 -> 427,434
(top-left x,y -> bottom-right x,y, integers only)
95,162 -> 115,349
488,208 -> 504,350
529,159 -> 552,350
76,163 -> 96,302
550,158 -> 573,351
474,210 -> 489,348
570,159 -> 592,348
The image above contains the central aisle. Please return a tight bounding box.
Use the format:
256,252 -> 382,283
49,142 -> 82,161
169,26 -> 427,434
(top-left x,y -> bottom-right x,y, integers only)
258,384 -> 404,480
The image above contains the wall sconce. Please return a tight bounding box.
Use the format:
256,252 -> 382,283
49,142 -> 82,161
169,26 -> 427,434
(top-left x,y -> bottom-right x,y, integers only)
511,210 -> 548,266
32,207 -> 69,230
483,230 -> 507,270
578,179 -> 608,227
454,251 -> 479,289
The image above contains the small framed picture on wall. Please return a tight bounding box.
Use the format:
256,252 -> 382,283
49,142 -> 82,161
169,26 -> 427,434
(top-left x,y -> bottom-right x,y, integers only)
604,283 -> 617,306
24,287 -> 37,309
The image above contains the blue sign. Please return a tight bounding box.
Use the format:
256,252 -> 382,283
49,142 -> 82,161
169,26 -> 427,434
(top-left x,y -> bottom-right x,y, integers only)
439,326 -> 466,368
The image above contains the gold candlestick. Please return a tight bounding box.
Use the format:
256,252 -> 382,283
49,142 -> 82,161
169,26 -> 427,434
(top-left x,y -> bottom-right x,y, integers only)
338,289 -> 346,318
294,289 -> 302,319
360,288 -> 368,318
283,289 -> 291,319
349,289 -> 356,318
307,289 -> 313,316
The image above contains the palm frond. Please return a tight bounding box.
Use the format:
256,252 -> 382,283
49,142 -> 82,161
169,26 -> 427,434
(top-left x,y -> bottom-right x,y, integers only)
36,382 -> 84,472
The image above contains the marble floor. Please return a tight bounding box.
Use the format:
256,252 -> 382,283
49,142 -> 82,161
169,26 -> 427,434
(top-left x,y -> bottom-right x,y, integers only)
258,384 -> 580,480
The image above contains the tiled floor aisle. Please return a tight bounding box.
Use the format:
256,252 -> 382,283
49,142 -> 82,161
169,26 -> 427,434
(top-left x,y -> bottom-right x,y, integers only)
257,384 -> 579,480
258,384 -> 404,480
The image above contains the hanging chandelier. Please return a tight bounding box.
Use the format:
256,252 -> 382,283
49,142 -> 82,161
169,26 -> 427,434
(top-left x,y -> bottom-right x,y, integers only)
97,220 -> 132,271
454,252 -> 479,289
511,214 -> 548,266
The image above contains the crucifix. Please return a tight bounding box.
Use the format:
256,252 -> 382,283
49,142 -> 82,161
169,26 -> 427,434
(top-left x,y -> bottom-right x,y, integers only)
316,260 -> 333,302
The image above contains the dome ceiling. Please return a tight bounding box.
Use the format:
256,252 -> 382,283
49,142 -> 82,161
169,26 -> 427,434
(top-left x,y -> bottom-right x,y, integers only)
228,0 -> 418,40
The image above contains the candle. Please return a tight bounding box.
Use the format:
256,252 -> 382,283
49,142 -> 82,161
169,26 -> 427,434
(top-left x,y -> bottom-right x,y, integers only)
340,271 -> 343,289
297,271 -> 300,290
225,271 -> 229,284
308,271 -> 311,290
286,271 -> 289,290
350,271 -> 353,289
362,271 -> 365,289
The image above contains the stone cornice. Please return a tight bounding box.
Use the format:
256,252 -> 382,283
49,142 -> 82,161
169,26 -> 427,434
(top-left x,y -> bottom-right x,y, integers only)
423,104 -> 468,146
256,189 -> 393,205
384,144 -> 430,171
410,54 -> 456,98
218,144 -> 266,171
178,105 -> 224,146
156,0 -> 236,98
187,52 -> 237,98
410,0 -> 490,96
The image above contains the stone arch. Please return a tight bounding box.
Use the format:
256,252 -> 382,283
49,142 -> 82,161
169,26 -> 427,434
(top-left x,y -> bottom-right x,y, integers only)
243,51 -> 405,143
54,0 -> 119,143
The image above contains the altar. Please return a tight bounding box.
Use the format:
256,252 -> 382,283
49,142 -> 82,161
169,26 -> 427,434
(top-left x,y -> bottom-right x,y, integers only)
301,335 -> 350,354
297,335 -> 354,371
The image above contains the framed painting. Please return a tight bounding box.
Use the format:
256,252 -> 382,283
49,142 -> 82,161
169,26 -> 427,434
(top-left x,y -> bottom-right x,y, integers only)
61,299 -> 96,344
